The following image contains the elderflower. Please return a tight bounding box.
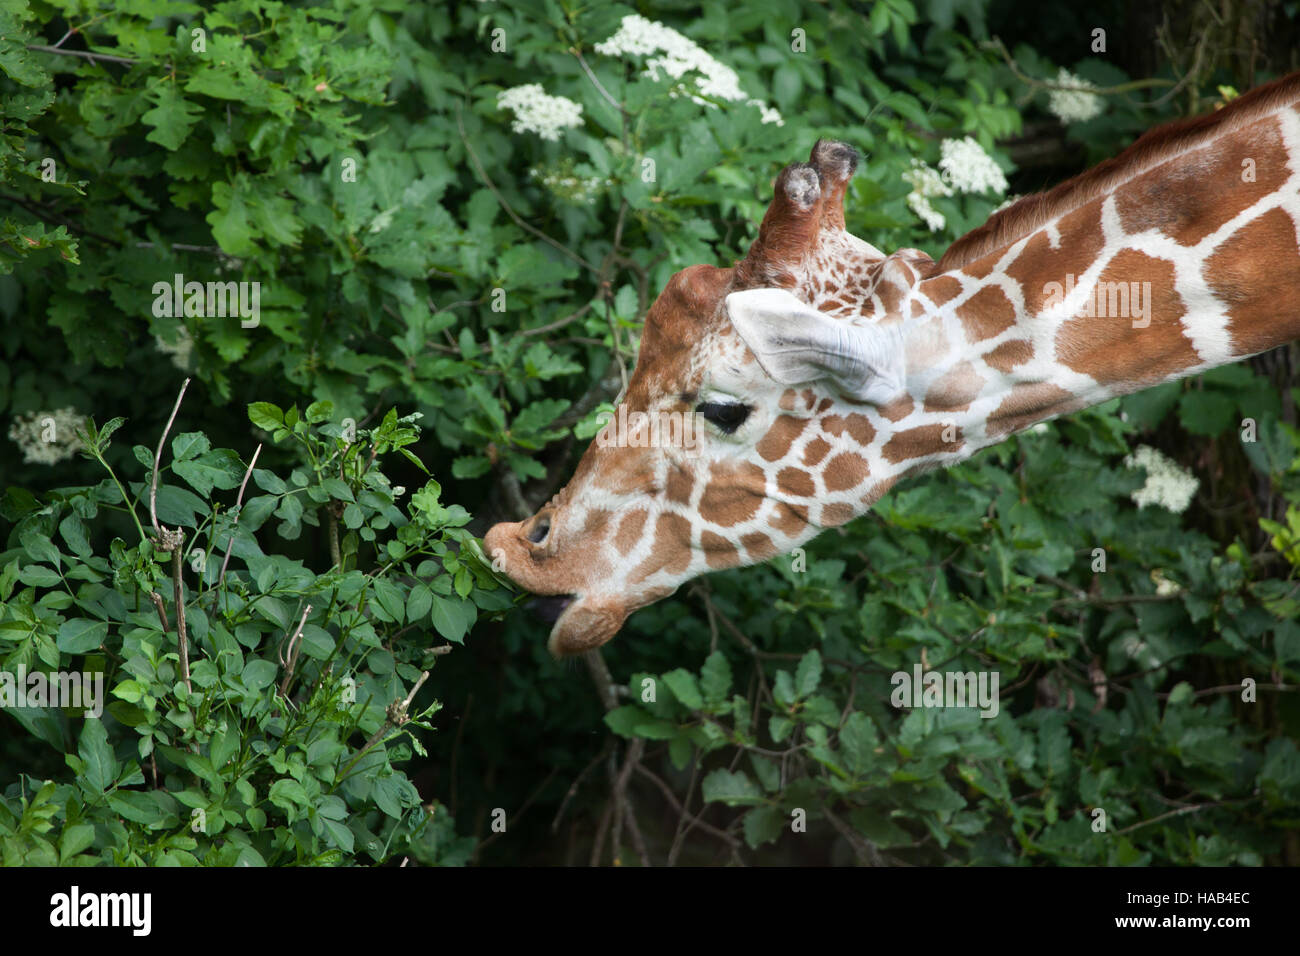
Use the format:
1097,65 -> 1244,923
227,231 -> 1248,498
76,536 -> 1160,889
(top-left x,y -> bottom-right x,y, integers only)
155,325 -> 194,371
1125,445 -> 1199,513
8,407 -> 87,465
1048,68 -> 1105,124
595,14 -> 782,125
497,84 -> 584,141
529,164 -> 613,203
939,136 -> 1008,194
901,159 -> 951,232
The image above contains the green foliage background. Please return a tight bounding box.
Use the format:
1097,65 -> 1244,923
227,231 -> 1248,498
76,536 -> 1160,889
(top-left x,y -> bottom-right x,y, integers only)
1,0 -> 1298,865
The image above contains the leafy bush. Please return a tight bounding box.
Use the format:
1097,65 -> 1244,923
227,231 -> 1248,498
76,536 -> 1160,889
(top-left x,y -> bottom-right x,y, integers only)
3,0 -> 1298,865
1,393 -> 495,864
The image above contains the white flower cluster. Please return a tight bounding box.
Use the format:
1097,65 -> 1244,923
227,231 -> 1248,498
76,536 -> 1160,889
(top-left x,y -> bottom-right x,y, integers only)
1048,68 -> 1104,124
155,325 -> 194,371
8,407 -> 87,466
903,136 -> 1009,232
530,166 -> 613,203
1125,445 -> 1199,513
594,14 -> 783,126
939,136 -> 1008,194
497,84 -> 584,141
901,159 -> 952,232
1151,568 -> 1181,596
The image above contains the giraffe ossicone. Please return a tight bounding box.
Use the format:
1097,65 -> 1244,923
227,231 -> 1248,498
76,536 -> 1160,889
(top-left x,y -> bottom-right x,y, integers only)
484,73 -> 1300,658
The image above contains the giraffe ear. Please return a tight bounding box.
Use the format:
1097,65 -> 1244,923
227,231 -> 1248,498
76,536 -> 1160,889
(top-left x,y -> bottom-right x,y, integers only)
725,288 -> 905,405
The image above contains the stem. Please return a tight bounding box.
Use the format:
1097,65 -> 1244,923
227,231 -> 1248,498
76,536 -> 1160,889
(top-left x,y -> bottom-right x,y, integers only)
151,378 -> 191,540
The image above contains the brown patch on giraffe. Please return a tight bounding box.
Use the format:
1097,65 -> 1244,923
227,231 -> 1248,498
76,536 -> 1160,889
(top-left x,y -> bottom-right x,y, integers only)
1115,116 -> 1290,246
741,531 -> 778,561
1005,201 -> 1106,316
910,300 -> 925,318
777,467 -> 816,497
629,512 -> 693,584
614,509 -> 648,554
922,274 -> 963,307
699,461 -> 767,527
802,436 -> 831,466
580,509 -> 612,538
801,388 -> 817,410
757,414 -> 807,462
701,530 -> 738,570
820,502 -> 856,527
955,283 -> 1017,341
882,424 -> 965,463
879,394 -> 915,422
986,382 -> 1078,439
821,415 -> 847,437
844,414 -> 875,445
778,389 -> 799,411
823,453 -> 869,492
1056,250 -> 1197,387
1204,206 -> 1300,356
769,501 -> 809,536
960,254 -> 999,281
983,338 -> 1034,373
665,464 -> 695,505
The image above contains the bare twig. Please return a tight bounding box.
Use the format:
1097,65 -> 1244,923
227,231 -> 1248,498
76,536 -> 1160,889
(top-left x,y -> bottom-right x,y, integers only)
276,603 -> 313,704
172,549 -> 191,694
26,42 -> 135,65
148,591 -> 169,633
571,49 -> 628,114
217,443 -> 262,590
150,378 -> 191,540
345,670 -> 432,775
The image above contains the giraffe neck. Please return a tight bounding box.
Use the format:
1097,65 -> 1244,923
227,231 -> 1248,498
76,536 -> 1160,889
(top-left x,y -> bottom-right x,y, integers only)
885,93 -> 1300,479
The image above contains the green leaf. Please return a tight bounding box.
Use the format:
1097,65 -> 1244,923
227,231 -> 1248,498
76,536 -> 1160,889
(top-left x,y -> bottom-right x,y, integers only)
662,668 -> 703,710
58,618 -> 107,653
743,805 -> 784,848
142,82 -> 203,151
77,720 -> 118,794
59,823 -> 96,861
795,649 -> 822,698
430,595 -> 474,644
701,768 -> 764,806
248,402 -> 284,431
171,431 -> 211,462
241,659 -> 278,692
700,651 -> 732,705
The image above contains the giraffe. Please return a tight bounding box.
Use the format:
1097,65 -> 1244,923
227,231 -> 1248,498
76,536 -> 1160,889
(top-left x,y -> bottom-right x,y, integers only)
484,71 -> 1300,658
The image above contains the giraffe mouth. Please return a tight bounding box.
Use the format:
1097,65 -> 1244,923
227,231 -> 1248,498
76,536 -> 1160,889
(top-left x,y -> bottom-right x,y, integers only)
527,593 -> 575,624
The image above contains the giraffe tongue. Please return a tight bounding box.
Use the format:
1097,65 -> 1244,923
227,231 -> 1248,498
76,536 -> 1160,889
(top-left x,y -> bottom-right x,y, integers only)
527,594 -> 575,624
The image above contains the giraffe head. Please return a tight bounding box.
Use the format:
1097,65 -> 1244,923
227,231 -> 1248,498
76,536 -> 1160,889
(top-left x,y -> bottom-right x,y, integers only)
485,140 -> 938,656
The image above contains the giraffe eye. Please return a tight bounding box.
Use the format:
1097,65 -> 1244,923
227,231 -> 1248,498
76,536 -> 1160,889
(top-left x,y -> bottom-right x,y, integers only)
697,401 -> 751,434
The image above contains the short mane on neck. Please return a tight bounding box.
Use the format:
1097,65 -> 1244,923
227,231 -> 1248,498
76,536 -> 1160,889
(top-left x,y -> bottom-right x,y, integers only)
937,71 -> 1300,272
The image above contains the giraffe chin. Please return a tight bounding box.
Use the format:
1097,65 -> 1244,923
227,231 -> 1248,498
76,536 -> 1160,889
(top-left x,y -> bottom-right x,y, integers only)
545,595 -> 631,659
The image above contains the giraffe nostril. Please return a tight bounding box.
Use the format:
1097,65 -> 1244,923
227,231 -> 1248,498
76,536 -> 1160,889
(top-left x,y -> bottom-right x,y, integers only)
525,515 -> 551,545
